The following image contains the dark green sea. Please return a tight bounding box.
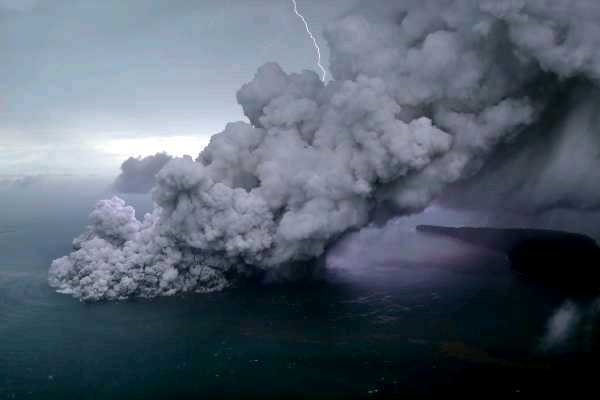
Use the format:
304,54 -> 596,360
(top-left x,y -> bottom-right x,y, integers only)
0,181 -> 597,399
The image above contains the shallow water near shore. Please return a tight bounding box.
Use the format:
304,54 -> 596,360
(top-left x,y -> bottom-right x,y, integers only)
1,184 -> 597,399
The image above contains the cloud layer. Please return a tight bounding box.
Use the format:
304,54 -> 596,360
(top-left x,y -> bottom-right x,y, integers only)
50,0 -> 600,300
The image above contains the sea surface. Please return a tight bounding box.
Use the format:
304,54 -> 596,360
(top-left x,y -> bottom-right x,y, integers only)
0,181 -> 597,399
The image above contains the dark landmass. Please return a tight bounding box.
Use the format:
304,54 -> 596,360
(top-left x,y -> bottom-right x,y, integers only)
417,225 -> 600,292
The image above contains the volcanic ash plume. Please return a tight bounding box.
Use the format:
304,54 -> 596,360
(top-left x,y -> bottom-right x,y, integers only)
50,0 -> 600,300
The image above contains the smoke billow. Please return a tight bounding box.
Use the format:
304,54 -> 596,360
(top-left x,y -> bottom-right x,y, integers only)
50,0 -> 600,300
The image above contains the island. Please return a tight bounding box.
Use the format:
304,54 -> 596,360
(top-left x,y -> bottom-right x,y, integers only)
417,225 -> 600,293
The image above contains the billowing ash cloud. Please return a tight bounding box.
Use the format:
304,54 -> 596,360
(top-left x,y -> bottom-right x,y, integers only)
50,0 -> 600,301
442,83 -> 600,215
113,153 -> 173,194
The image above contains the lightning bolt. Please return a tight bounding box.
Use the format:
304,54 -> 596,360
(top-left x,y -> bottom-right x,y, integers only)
291,0 -> 327,82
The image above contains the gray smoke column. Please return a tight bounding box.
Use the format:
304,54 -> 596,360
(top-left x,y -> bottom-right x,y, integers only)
50,0 -> 600,300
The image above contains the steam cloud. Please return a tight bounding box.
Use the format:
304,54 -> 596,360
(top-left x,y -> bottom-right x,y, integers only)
113,153 -> 173,194
540,301 -> 582,352
50,0 -> 600,300
539,299 -> 600,352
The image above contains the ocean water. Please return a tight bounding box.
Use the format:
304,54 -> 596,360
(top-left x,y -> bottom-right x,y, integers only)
0,181 -> 597,399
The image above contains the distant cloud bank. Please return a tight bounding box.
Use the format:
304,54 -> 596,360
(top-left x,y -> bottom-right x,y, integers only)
113,153 -> 173,194
0,175 -> 44,187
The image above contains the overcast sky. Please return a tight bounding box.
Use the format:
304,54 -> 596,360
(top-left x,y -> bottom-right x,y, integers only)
0,0 -> 358,176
